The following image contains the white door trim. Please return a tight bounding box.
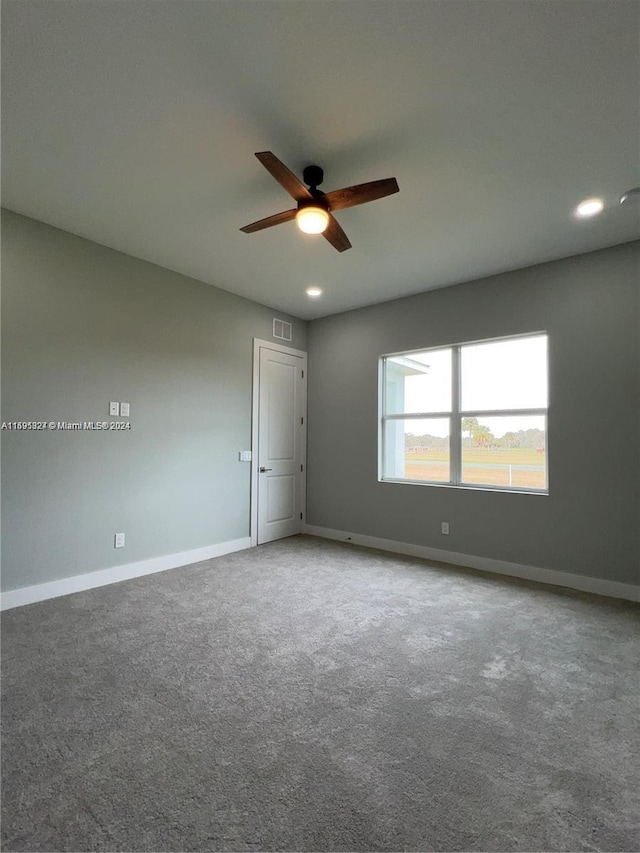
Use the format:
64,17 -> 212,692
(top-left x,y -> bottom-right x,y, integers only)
251,338 -> 307,547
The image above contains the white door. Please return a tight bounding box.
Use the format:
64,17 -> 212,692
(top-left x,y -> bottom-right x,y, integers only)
256,344 -> 306,544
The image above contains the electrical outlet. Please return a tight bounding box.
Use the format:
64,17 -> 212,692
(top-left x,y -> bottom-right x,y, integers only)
109,401 -> 120,417
120,402 -> 130,417
441,522 -> 450,535
114,532 -> 125,548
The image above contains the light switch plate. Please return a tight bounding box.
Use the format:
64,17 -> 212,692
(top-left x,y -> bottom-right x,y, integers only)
109,401 -> 120,416
120,402 -> 130,417
239,450 -> 252,462
114,532 -> 125,548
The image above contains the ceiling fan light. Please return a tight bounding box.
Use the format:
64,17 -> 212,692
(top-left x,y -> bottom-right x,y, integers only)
296,206 -> 330,234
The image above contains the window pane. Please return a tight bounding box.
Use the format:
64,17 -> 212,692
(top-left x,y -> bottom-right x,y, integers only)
383,418 -> 450,482
461,415 -> 546,489
385,349 -> 452,414
461,335 -> 547,411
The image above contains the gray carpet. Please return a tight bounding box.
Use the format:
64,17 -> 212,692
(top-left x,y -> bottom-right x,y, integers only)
2,535 -> 639,852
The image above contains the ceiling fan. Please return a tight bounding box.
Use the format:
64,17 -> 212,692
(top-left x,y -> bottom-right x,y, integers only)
240,151 -> 399,252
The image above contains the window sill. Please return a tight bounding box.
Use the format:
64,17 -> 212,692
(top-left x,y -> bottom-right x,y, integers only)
379,477 -> 548,496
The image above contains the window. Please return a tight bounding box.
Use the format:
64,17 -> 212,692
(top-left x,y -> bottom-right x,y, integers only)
380,333 -> 548,492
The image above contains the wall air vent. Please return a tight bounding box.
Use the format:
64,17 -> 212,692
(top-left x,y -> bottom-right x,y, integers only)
273,318 -> 292,342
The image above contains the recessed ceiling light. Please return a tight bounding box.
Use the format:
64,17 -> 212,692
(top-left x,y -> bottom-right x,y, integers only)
620,187 -> 640,204
574,197 -> 604,218
306,287 -> 323,298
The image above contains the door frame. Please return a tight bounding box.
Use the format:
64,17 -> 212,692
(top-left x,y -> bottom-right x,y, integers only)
250,338 -> 308,547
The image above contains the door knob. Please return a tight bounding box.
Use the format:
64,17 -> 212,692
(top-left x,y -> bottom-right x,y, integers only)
259,467 -> 273,473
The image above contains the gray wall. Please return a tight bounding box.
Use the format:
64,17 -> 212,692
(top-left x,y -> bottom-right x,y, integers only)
1,210 -> 307,591
307,242 -> 640,585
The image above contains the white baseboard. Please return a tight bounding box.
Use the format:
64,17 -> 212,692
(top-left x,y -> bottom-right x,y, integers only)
0,537 -> 252,611
303,524 -> 640,603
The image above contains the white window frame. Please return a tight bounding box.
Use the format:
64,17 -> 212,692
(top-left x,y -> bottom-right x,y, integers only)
379,332 -> 548,494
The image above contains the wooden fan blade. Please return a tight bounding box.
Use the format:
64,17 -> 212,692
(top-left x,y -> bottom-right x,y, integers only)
323,213 -> 352,252
255,152 -> 313,202
323,177 -> 399,211
240,208 -> 297,234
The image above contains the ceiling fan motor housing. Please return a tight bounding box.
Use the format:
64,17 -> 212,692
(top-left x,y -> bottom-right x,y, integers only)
303,165 -> 324,190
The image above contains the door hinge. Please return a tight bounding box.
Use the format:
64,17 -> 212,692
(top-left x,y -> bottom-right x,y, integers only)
301,416 -> 304,425
300,464 -> 303,472
300,512 -> 303,520
302,370 -> 304,378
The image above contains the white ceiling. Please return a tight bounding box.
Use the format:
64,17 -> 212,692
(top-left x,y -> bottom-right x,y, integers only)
2,0 -> 639,320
